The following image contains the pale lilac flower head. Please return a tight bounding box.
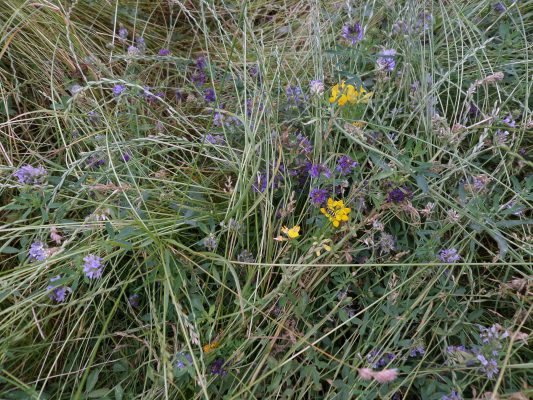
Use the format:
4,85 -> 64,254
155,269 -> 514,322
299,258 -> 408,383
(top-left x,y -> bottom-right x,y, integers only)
336,155 -> 358,175
493,2 -> 506,13
14,165 -> 47,185
377,49 -> 397,71
47,275 -> 71,302
70,84 -> 83,95
306,162 -> 331,179
295,133 -> 313,154
342,22 -> 364,44
481,358 -> 499,379
203,233 -> 218,251
439,248 -> 461,263
309,188 -> 328,206
202,133 -> 225,145
286,85 -> 306,106
127,45 -> 140,56
309,79 -> 324,95
29,241 -> 47,262
113,84 -> 126,96
83,254 -> 104,279
204,88 -> 216,103
118,27 -> 128,41
128,294 -> 140,308
210,358 -> 227,376
158,48 -> 171,56
442,390 -> 462,400
175,352 -> 193,369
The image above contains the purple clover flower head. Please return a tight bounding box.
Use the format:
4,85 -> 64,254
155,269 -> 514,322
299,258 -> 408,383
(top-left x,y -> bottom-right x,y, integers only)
213,112 -> 225,127
195,56 -> 207,71
377,49 -> 397,71
143,86 -> 162,102
286,85 -> 306,106
503,115 -> 516,128
127,45 -> 140,56
113,84 -> 126,96
175,352 -> 193,369
191,70 -> 207,87
482,358 -> 499,379
121,152 -> 131,162
336,155 -> 358,175
175,90 -> 186,102
387,186 -> 411,203
309,79 -> 324,95
87,155 -> 105,169
83,254 -> 104,279
341,22 -> 364,45
309,188 -> 329,206
210,358 -> 227,376
307,162 -> 331,179
14,165 -> 47,185
158,48 -> 171,56
439,248 -> 461,263
204,88 -> 216,103
135,36 -> 146,51
70,84 -> 83,95
202,133 -> 225,145
415,11 -> 433,32
47,275 -> 71,302
128,294 -> 140,308
442,391 -> 462,400
118,27 -> 128,41
29,241 -> 47,262
392,20 -> 409,35
203,233 -> 218,251
295,133 -> 313,154
493,2 -> 506,13
409,346 -> 425,358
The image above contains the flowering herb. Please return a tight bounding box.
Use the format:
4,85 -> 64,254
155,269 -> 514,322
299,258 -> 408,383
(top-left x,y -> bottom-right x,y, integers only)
113,84 -> 126,96
386,186 -> 411,204
376,49 -> 397,71
306,162 -> 332,179
210,358 -> 227,376
320,198 -> 351,228
329,81 -> 372,106
47,275 -> 71,302
29,241 -> 47,262
83,254 -> 104,279
438,248 -> 461,263
309,79 -> 324,95
204,88 -> 216,103
341,22 -> 364,45
281,225 -> 300,239
442,391 -> 462,400
336,155 -> 358,175
158,48 -> 170,56
309,188 -> 329,206
118,27 -> 128,41
14,165 -> 47,185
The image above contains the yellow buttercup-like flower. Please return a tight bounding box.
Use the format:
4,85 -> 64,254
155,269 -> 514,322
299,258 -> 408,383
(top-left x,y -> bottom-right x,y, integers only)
203,340 -> 220,353
329,81 -> 372,106
281,225 -> 301,239
320,198 -> 351,228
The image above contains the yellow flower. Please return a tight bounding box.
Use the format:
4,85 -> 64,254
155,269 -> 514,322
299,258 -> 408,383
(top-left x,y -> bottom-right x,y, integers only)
281,225 -> 300,239
203,340 -> 220,353
329,81 -> 372,107
320,198 -> 351,228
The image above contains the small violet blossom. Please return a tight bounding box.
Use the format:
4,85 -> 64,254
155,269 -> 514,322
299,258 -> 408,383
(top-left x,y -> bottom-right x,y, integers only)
83,254 -> 104,279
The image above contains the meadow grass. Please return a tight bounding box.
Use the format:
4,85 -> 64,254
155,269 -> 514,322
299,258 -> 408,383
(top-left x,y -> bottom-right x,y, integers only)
0,0 -> 532,399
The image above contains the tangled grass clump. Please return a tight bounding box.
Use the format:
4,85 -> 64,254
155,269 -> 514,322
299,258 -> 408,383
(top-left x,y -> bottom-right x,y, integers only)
0,0 -> 531,399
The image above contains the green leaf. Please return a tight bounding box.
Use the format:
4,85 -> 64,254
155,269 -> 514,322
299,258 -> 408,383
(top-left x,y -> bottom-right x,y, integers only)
0,246 -> 19,254
88,388 -> 111,398
114,384 -> 123,400
86,369 -> 100,393
415,174 -> 429,193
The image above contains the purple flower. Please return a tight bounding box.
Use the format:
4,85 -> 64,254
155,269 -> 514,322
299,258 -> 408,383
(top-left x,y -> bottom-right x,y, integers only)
70,84 -> 83,95
29,241 -> 47,261
14,165 -> 47,185
309,79 -> 324,95
493,2 -> 506,13
210,358 -> 227,376
204,88 -> 216,103
386,186 -> 411,203
306,162 -> 331,179
414,12 -> 433,32
195,56 -> 207,71
377,49 -> 397,71
175,352 -> 193,369
135,36 -> 145,51
336,155 -> 358,175
392,20 -> 409,35
128,294 -> 140,308
341,22 -> 364,45
442,391 -> 462,400
47,275 -> 71,302
127,45 -> 140,56
295,133 -> 313,154
202,133 -> 225,145
143,86 -> 162,102
118,27 -> 128,41
158,48 -> 171,56
286,85 -> 306,106
121,152 -> 131,162
366,350 -> 395,369
83,254 -> 104,279
253,167 -> 284,193
175,90 -> 186,102
481,358 -> 499,379
113,84 -> 126,96
87,155 -> 105,169
409,346 -> 425,358
191,71 -> 207,86
438,248 -> 461,263
309,188 -> 328,206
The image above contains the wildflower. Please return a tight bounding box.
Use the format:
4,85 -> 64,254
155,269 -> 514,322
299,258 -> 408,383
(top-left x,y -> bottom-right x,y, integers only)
311,238 -> 332,256
341,22 -> 364,45
414,11 -> 433,32
135,36 -> 145,50
175,90 -> 186,102
379,233 -> 396,254
493,2 -> 506,13
295,133 -> 313,154
286,85 -> 306,106
281,225 -> 300,239
118,27 -> 128,41
392,20 -> 409,35
373,368 -> 398,384
203,340 -> 220,353
358,368 -> 374,380
83,254 -> 104,279
237,250 -> 254,263
47,275 -> 71,302
439,248 -> 461,263
309,188 -> 329,206
14,165 -> 47,185
113,84 -> 126,96
202,133 -> 225,145
192,70 -> 207,86
195,56 -> 207,71
158,48 -> 170,56
336,155 -> 358,175
307,162 -> 332,179
128,294 -> 140,308
376,49 -> 397,71
387,186 -> 411,204
442,391 -> 462,400
320,198 -> 351,228
87,155 -> 105,169
127,45 -> 140,56
481,358 -> 499,379
203,233 -> 218,251
309,79 -> 324,95
29,241 -> 47,262
204,88 -> 216,103
121,152 -> 131,162
409,346 -> 425,358
329,81 -> 371,106
210,358 -> 227,376
50,227 -> 62,245
175,352 -> 193,369
70,84 -> 83,95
